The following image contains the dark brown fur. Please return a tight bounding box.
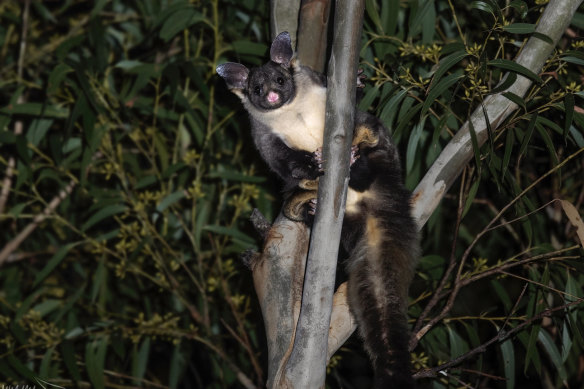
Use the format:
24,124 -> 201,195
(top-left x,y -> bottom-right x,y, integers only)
218,32 -> 419,388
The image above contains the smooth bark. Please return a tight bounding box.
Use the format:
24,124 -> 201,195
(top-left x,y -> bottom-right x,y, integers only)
411,0 -> 584,227
255,0 -> 582,386
269,0 -> 300,44
297,0 -> 331,72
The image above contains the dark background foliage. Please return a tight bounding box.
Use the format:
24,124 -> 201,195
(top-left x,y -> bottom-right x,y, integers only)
0,0 -> 582,388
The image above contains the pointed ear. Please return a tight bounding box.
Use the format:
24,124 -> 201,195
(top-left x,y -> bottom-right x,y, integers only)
270,31 -> 293,67
216,63 -> 249,90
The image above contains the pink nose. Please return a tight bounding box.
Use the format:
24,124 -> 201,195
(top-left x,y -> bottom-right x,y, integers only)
267,91 -> 280,103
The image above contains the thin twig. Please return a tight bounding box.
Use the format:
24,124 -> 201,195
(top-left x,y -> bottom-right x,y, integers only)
412,150 -> 584,347
411,169 -> 467,349
0,0 -> 30,214
0,180 -> 76,265
413,297 -> 584,379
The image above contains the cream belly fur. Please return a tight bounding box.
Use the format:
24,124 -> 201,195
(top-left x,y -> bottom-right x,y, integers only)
251,74 -> 327,152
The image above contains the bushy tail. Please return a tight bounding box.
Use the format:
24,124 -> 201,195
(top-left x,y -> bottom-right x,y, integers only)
346,215 -> 418,388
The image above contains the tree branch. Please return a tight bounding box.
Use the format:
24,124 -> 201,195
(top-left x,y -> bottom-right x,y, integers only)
257,0 -> 583,386
411,0 -> 584,227
413,297 -> 584,380
281,1 -> 365,387
325,0 -> 584,360
0,180 -> 77,266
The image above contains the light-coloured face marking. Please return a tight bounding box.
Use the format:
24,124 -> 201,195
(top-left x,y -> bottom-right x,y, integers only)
244,69 -> 327,153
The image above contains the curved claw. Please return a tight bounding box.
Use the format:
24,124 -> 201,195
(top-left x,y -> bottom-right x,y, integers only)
357,68 -> 367,89
308,198 -> 318,215
350,144 -> 360,166
313,147 -> 324,172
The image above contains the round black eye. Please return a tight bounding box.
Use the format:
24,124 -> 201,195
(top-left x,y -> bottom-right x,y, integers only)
254,86 -> 261,95
276,77 -> 284,85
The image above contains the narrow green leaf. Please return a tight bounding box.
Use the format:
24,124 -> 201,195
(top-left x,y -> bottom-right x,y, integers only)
0,359 -> 18,380
27,119 -> 53,146
136,175 -> 158,189
379,88 -> 408,129
525,325 -> 540,373
509,1 -> 528,17
32,299 -> 61,317
114,59 -> 147,70
85,337 -> 107,389
429,51 -> 468,90
564,93 -> 575,139
502,23 -> 535,34
490,279 -> 512,311
489,72 -> 517,94
169,344 -> 186,389
62,137 -> 82,154
393,101 -> 422,142
501,129 -> 514,181
232,40 -> 268,57
82,204 -> 127,232
488,59 -> 543,84
383,0 -> 399,35
47,63 -> 74,94
203,225 -> 255,244
91,260 -> 106,304
538,330 -> 568,382
462,180 -> 480,219
32,1 -> 57,22
132,337 -> 151,383
62,341 -> 82,382
471,0 -> 496,15
90,0 -> 108,18
502,91 -> 526,111
468,120 -> 482,172
0,129 -> 16,144
422,73 -> 464,116
561,322 -> 573,363
532,32 -> 554,45
33,244 -> 76,288
365,0 -> 383,34
160,8 -> 204,42
195,200 -> 211,249
0,103 -> 69,118
536,116 -> 564,135
447,325 -> 468,358
152,130 -> 169,172
421,0 -> 436,43
500,339 -> 515,389
569,125 -> 584,148
40,346 -> 56,378
65,327 -> 85,340
9,203 -> 26,217
358,84 -> 380,111
157,190 -> 186,212
7,354 -> 37,380
207,170 -> 267,183
406,118 -> 425,174
562,56 -> 584,66
54,284 -> 86,323
564,273 -> 584,346
518,113 -> 537,157
535,123 -> 559,166
409,0 -> 435,40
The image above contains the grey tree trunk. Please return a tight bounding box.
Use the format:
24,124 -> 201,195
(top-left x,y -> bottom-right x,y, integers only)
254,0 -> 583,387
280,0 -> 365,387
